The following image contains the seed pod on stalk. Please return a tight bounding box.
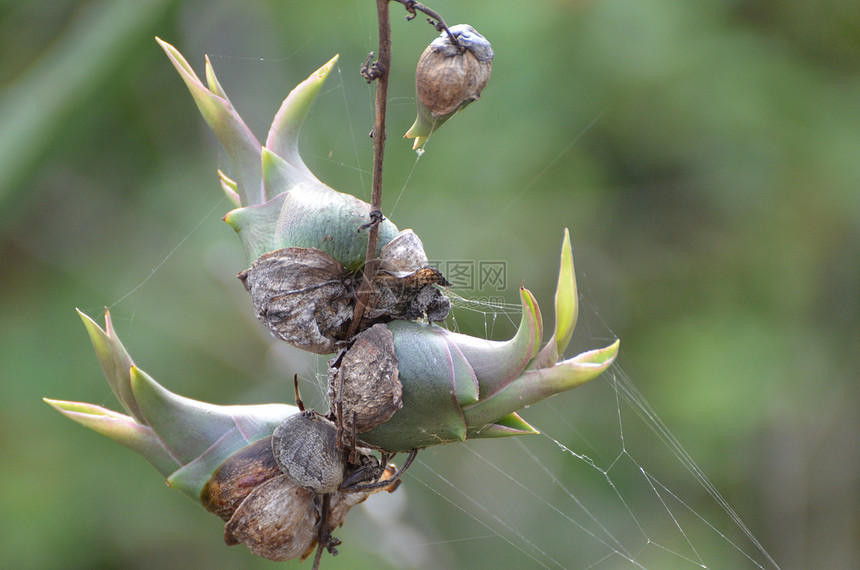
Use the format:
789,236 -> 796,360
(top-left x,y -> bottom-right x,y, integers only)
405,24 -> 494,149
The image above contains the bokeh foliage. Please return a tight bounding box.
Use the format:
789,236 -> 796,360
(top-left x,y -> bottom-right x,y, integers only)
1,0 -> 858,568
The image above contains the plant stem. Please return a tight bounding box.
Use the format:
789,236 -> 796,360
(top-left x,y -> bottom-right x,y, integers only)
392,0 -> 461,48
348,0 -> 391,339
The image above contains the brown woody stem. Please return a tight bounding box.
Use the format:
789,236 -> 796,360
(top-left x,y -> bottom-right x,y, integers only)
348,0 -> 391,340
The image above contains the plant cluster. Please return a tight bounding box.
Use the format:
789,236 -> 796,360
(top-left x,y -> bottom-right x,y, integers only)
45,2 -> 618,566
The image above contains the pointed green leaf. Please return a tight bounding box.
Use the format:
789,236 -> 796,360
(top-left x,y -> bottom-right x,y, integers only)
266,55 -> 338,183
530,229 -> 579,369
463,339 -> 619,428
44,398 -> 179,477
466,412 -> 539,439
218,170 -> 241,208
77,309 -> 144,423
554,228 -> 578,355
447,286 -> 543,399
156,37 -> 263,206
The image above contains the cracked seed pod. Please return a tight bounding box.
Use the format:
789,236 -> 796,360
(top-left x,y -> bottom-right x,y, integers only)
239,230 -> 449,354
367,230 -> 450,323
329,323 -> 402,434
206,436 -> 396,562
405,24 -> 494,149
238,247 -> 352,354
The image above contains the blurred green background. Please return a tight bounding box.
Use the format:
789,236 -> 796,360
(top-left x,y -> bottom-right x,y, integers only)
2,0 -> 858,568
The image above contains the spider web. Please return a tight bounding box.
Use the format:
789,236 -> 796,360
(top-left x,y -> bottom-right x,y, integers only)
345,298 -> 780,570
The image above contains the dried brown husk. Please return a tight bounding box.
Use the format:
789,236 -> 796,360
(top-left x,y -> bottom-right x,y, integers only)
330,324 -> 402,433
223,474 -> 319,561
415,33 -> 493,118
271,412 -> 345,494
203,434 -> 399,562
238,247 -> 352,355
239,237 -> 448,354
366,229 -> 450,323
201,437 -> 282,521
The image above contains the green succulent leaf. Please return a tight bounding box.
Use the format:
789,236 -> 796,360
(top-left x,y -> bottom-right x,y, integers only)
462,339 -> 620,429
446,286 -> 543,399
43,398 -> 180,477
156,37 -> 263,206
265,55 -> 338,185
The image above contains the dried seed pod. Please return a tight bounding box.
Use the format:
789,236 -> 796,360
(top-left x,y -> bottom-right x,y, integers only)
223,474 -> 319,561
405,24 -> 494,149
201,436 -> 282,521
240,235 -> 449,356
222,469 -> 394,562
364,268 -> 450,324
271,411 -> 345,494
201,432 -> 400,562
369,229 -> 451,323
238,247 -> 353,354
378,229 -> 430,276
330,324 -> 402,433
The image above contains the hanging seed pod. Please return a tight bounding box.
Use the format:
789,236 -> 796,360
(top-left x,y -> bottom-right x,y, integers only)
329,323 -> 402,434
405,24 -> 494,149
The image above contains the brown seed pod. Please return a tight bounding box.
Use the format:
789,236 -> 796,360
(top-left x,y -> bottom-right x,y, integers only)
330,323 -> 403,433
366,230 -> 450,324
200,430 -> 400,562
415,24 -> 493,119
222,471 -> 392,562
271,411 -> 345,494
201,436 -> 282,521
223,473 -> 319,561
238,247 -> 352,355
240,237 -> 449,355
